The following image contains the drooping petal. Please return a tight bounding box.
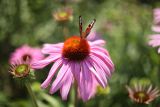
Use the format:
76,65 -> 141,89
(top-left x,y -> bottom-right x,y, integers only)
89,55 -> 111,77
91,46 -> 110,56
41,58 -> 63,89
149,40 -> 160,47
88,57 -> 108,85
89,76 -> 98,98
79,62 -> 93,101
60,66 -> 73,100
49,60 -> 70,94
43,43 -> 64,48
148,34 -> 160,47
149,34 -> 160,39
91,49 -> 114,66
89,40 -> 106,47
32,54 -> 61,69
91,50 -> 114,72
71,62 -> 80,85
84,60 -> 106,88
90,54 -> 112,76
42,43 -> 63,54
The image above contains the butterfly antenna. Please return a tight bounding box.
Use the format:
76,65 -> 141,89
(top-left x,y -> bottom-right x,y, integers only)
79,16 -> 83,38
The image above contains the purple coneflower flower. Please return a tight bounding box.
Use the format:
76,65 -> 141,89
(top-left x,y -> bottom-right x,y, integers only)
32,16 -> 114,101
152,8 -> 160,32
10,45 -> 44,68
126,83 -> 160,104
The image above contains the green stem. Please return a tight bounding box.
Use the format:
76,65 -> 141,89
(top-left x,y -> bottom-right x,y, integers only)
25,81 -> 38,107
70,82 -> 78,107
74,82 -> 78,107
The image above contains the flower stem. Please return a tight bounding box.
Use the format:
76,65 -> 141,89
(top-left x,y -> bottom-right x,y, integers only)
70,82 -> 78,107
74,82 -> 78,107
63,26 -> 67,40
25,81 -> 38,107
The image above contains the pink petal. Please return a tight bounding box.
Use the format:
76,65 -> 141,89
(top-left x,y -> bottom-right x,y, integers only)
89,76 -> 98,98
154,16 -> 160,21
43,43 -> 64,49
149,34 -> 160,39
91,46 -> 110,56
79,62 -> 93,101
152,26 -> 160,33
49,61 -> 70,94
60,66 -> 73,100
41,59 -> 63,89
70,62 -> 83,100
148,39 -> 160,47
89,40 -> 106,47
90,55 -> 111,77
32,54 -> 61,69
91,50 -> 114,72
42,43 -> 63,54
88,57 -> 108,85
84,60 -> 106,88
71,62 -> 81,85
154,8 -> 160,14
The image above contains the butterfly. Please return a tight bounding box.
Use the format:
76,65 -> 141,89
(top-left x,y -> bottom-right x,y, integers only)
79,16 -> 96,38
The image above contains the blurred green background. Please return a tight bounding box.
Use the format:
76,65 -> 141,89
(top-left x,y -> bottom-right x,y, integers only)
0,0 -> 160,107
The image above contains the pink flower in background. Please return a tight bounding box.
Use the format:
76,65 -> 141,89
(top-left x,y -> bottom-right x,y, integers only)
152,8 -> 160,32
126,83 -> 160,104
32,17 -> 114,101
53,7 -> 73,23
148,34 -> 160,53
10,45 -> 44,68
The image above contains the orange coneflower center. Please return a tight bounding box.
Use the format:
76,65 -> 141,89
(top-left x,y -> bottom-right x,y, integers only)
62,36 -> 90,61
133,91 -> 149,103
